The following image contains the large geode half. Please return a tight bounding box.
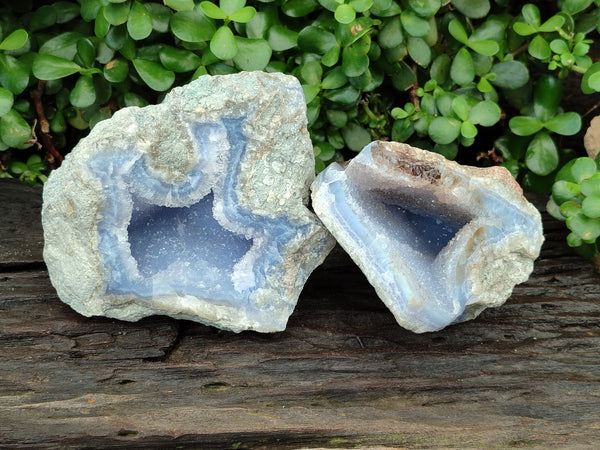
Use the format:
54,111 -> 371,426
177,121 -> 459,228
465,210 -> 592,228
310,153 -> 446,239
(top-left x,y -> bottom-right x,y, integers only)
311,141 -> 544,333
42,72 -> 335,332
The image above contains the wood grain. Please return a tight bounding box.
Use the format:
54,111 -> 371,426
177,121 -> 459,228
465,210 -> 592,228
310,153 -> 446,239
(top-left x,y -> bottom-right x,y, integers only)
1,179 -> 599,448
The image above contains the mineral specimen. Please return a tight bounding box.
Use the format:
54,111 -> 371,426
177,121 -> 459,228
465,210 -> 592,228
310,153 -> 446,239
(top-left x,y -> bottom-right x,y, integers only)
311,141 -> 544,333
42,72 -> 335,332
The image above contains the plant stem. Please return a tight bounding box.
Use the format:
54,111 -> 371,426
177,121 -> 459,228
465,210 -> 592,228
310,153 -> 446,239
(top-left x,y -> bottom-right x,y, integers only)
30,80 -> 63,167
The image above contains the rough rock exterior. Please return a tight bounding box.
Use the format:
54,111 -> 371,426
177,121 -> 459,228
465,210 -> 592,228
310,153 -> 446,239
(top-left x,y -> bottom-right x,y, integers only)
42,72 -> 335,332
311,141 -> 544,333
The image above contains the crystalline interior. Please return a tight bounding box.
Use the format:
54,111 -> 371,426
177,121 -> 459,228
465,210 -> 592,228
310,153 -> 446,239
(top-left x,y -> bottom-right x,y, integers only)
127,192 -> 253,286
312,143 -> 543,333
88,117 -> 314,310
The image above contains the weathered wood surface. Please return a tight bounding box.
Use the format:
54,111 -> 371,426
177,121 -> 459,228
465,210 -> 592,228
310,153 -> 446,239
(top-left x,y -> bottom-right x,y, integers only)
1,178 -> 599,448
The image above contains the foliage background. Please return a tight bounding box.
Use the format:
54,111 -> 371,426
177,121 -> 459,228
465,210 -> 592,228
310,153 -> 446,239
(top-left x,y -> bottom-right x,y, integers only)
2,0 -> 600,260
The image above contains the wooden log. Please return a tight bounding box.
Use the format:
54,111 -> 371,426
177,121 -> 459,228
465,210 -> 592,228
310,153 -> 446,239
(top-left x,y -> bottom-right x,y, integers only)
1,178 -> 599,448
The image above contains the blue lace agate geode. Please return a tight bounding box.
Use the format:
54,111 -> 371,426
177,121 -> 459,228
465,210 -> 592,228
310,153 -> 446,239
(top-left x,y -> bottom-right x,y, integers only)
42,72 -> 335,332
311,141 -> 544,333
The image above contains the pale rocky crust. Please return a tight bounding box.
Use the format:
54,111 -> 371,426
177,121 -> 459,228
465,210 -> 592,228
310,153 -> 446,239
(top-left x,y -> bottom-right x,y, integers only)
311,141 -> 544,333
42,72 -> 335,332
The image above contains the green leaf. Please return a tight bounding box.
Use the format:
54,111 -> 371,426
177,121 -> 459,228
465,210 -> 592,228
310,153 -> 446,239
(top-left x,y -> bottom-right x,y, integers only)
429,117 -> 461,144
229,6 -> 256,23
146,3 -> 172,33
538,15 -> 565,32
282,0 -> 317,17
301,60 -> 323,86
334,4 -> 356,24
528,35 -> 551,60
341,122 -> 371,151
581,62 -> 600,94
298,26 -> 337,54
76,38 -> 96,68
0,55 -> 29,95
448,19 -> 468,44
105,25 -> 128,50
323,85 -> 360,104
302,85 -> 320,103
350,0 -> 373,12
544,112 -> 581,136
220,0 -> 246,16
128,1 -> 153,40
159,46 -> 201,72
450,0 -> 490,19
469,100 -> 501,126
571,157 -> 598,183
430,54 -> 450,84
522,4 -> 541,27
401,10 -> 430,37
325,110 -> 348,128
322,67 -> 347,89
164,0 -> 195,11
342,45 -> 369,77
562,0 -> 594,15
55,1 -> 81,23
379,17 -> 404,49
0,29 -> 28,51
525,132 -> 559,176
69,75 -> 96,108
450,47 -> 474,85
460,120 -> 478,139
33,54 -> 82,80
582,195 -> 600,218
322,45 -> 341,66
468,40 -> 499,57
451,96 -> 470,121
551,41 -> 570,59
509,116 -> 544,136
407,37 -> 431,67
211,26 -> 238,60
170,11 -> 216,42
567,213 -> 600,241
104,1 -> 131,26
566,231 -> 583,247
560,200 -> 583,219
124,92 -> 149,107
95,8 -> 111,37
0,88 -> 14,116
267,25 -> 297,51
200,1 -> 227,19
132,58 -> 175,91
0,109 -> 31,148
103,58 -> 129,83
39,32 -> 83,59
513,22 -> 537,36
81,0 -> 101,21
391,61 -> 416,90
409,0 -> 441,17
434,142 -> 458,159
314,141 -> 336,160
232,38 -> 271,70
490,60 -> 529,89
30,5 -> 56,32
581,175 -> 600,197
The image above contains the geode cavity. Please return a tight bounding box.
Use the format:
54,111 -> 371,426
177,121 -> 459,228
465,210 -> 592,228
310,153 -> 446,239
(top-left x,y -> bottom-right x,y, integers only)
42,72 -> 335,332
311,141 -> 544,333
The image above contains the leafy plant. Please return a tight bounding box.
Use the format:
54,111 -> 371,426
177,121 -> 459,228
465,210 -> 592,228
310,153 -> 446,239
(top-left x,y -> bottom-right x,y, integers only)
0,0 -> 599,196
548,156 -> 600,270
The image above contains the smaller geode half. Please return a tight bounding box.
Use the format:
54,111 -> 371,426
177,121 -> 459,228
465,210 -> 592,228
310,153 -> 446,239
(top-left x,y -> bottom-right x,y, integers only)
311,141 -> 544,333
